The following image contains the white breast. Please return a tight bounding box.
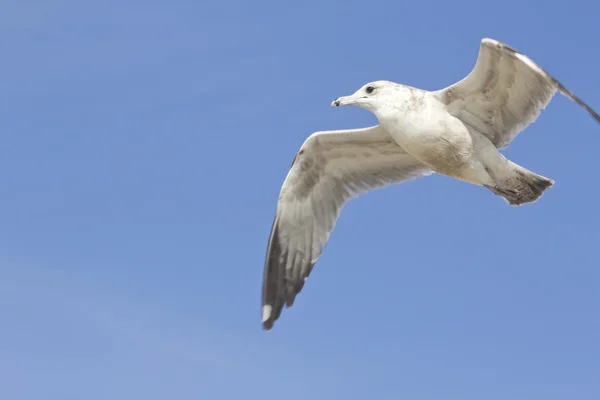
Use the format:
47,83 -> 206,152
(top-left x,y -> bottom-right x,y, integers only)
378,95 -> 474,172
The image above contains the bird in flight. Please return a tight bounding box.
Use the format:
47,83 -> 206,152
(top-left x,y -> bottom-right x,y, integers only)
261,38 -> 600,330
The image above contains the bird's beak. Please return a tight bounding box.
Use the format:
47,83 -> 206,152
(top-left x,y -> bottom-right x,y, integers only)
331,95 -> 355,107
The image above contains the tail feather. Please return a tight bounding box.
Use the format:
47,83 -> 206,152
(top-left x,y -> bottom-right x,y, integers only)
485,165 -> 554,206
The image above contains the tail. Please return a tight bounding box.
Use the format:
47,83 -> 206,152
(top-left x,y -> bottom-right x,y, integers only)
485,163 -> 554,206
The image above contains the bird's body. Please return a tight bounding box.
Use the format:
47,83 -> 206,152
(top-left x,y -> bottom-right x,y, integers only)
261,38 -> 600,330
372,84 -> 494,186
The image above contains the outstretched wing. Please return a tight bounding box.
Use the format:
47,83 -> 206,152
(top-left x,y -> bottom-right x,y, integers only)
435,38 -> 600,149
262,125 -> 432,330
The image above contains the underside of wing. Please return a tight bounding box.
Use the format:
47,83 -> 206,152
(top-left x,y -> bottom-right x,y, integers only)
436,38 -> 559,149
261,126 -> 432,330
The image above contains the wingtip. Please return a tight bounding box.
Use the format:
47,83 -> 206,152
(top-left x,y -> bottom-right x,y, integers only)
262,321 -> 274,331
262,304 -> 273,323
262,318 -> 275,331
261,304 -> 278,330
556,84 -> 600,125
481,37 -> 500,46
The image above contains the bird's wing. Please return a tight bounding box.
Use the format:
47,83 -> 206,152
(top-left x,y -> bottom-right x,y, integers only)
262,125 -> 433,330
435,38 -> 600,149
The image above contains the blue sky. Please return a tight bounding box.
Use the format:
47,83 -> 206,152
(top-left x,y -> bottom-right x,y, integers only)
1,0 -> 599,399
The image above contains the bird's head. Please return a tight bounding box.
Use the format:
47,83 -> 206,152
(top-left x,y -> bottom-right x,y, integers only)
331,80 -> 399,112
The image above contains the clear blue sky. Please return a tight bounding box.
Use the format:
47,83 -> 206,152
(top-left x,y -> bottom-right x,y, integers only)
1,1 -> 599,399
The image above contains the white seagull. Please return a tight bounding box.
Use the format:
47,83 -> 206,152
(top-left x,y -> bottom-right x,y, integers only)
261,38 -> 600,330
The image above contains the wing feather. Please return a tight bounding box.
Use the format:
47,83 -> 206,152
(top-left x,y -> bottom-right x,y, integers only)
262,125 -> 432,330
436,38 -> 600,148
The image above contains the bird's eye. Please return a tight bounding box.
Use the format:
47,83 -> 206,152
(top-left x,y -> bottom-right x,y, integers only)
366,86 -> 374,94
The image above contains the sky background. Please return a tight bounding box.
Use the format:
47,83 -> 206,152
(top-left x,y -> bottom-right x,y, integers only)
1,0 -> 599,399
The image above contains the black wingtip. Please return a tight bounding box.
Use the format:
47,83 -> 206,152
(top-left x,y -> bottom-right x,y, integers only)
260,192 -> 318,331
556,82 -> 600,125
261,302 -> 281,331
261,217 -> 286,331
262,320 -> 274,331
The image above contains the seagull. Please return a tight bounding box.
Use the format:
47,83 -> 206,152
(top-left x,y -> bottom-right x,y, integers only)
261,38 -> 600,330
